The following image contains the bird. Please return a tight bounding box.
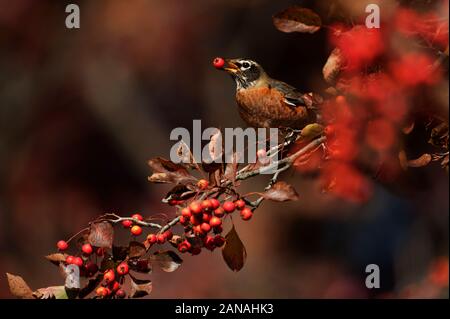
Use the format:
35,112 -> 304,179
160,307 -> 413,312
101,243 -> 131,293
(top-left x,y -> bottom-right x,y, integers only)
213,57 -> 322,130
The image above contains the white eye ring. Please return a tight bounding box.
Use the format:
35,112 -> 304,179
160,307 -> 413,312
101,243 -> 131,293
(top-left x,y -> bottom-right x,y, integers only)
240,61 -> 251,70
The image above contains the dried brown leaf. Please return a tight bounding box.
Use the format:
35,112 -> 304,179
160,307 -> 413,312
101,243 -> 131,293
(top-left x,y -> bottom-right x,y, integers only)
151,250 -> 183,272
407,154 -> 432,168
262,181 -> 299,202
45,253 -> 68,266
88,221 -> 114,249
273,6 -> 322,34
222,226 -> 247,272
6,273 -> 34,299
129,241 -> 147,259
148,157 -> 196,184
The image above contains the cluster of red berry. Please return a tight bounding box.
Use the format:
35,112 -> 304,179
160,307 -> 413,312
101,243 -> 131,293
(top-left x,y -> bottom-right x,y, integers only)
95,263 -> 128,298
56,240 -> 128,298
174,180 -> 253,254
53,180 -> 254,298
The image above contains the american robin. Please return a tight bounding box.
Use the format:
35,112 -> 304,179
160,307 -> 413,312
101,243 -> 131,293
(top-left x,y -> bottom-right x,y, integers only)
214,57 -> 321,129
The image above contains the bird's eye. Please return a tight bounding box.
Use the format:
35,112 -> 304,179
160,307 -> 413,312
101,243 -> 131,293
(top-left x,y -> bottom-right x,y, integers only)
241,61 -> 251,69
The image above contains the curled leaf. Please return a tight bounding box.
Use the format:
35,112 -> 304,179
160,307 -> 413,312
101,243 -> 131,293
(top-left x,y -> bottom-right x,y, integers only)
323,48 -> 345,84
6,273 -> 34,299
273,6 -> 322,34
222,226 -> 247,272
45,253 -> 68,266
148,157 -> 195,184
151,250 -> 183,272
407,153 -> 432,167
262,181 -> 299,202
129,273 -> 153,298
88,222 -> 114,249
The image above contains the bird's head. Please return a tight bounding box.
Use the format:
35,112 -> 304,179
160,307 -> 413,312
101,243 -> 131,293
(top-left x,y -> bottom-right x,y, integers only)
213,57 -> 266,90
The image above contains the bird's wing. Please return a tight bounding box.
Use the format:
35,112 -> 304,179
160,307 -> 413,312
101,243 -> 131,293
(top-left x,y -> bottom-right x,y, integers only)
269,79 -> 306,107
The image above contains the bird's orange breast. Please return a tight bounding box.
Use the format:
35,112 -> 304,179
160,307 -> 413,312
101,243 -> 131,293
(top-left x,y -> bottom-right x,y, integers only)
235,87 -> 308,128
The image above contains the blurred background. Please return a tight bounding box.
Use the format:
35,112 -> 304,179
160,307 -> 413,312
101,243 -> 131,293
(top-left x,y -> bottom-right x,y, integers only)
0,0 -> 448,298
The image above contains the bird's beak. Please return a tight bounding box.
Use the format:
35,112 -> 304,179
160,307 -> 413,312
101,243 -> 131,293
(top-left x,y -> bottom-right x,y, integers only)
223,59 -> 239,74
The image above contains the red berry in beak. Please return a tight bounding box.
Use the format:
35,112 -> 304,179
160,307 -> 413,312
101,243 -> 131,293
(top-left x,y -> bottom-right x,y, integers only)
56,240 -> 68,251
213,57 -> 225,69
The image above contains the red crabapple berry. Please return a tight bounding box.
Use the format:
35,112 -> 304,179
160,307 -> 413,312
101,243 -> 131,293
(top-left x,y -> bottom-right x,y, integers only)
178,240 -> 192,253
163,230 -> 173,240
179,216 -> 189,226
204,236 -> 216,251
222,201 -> 235,213
235,199 -> 246,210
201,222 -> 211,233
202,213 -> 211,223
116,262 -> 129,275
189,201 -> 203,215
240,207 -> 253,221
157,233 -> 166,244
96,286 -> 109,297
181,207 -> 192,218
66,255 -> 75,264
214,207 -> 225,217
131,225 -> 142,236
190,215 -> 201,226
122,220 -> 133,228
116,289 -> 126,298
110,281 -> 120,292
197,179 -> 209,190
193,225 -> 204,236
57,240 -> 68,251
190,247 -> 202,255
131,213 -> 143,221
210,198 -> 220,209
147,233 -> 157,244
73,257 -> 83,267
103,269 -> 115,283
81,243 -> 93,255
209,216 -> 222,228
85,262 -> 99,276
213,57 -> 225,69
201,199 -> 212,211
213,235 -> 225,247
